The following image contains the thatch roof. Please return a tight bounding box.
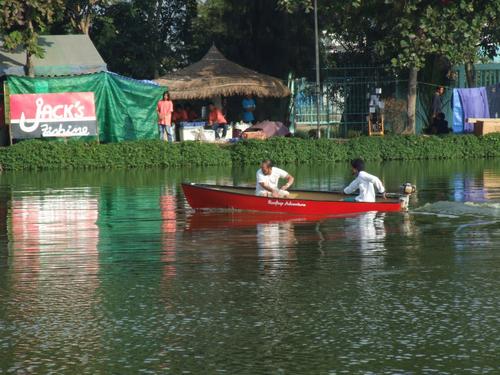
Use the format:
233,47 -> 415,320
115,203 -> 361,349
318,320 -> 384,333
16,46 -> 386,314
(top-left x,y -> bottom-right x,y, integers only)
154,46 -> 290,99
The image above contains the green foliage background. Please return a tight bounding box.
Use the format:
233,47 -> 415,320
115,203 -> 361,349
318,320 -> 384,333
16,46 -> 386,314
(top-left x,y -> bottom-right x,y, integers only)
0,135 -> 499,171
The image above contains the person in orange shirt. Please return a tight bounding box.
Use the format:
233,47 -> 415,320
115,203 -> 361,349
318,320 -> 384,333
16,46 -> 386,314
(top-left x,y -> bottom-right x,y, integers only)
207,102 -> 228,139
173,104 -> 188,124
157,92 -> 174,142
185,103 -> 198,121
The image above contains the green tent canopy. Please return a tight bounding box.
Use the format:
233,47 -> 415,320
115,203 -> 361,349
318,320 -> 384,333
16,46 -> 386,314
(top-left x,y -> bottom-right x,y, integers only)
7,72 -> 166,143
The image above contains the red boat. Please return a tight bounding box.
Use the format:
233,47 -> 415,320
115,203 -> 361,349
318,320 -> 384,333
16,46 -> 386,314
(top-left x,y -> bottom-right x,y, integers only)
182,183 -> 410,215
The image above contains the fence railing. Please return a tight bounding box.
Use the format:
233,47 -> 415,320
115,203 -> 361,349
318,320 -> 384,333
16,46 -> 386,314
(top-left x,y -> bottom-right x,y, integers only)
290,73 -> 407,137
290,64 -> 500,138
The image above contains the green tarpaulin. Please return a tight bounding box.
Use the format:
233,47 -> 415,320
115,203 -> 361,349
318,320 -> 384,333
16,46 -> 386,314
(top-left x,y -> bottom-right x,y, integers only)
7,72 -> 165,143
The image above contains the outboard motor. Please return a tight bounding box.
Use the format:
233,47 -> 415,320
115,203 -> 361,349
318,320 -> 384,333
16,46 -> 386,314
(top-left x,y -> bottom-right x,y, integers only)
399,183 -> 416,210
401,183 -> 416,195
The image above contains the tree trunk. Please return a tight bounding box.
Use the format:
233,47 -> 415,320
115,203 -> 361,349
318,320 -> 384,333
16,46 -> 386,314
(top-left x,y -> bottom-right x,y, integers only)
26,20 -> 36,77
25,51 -> 35,77
81,18 -> 90,34
406,66 -> 418,134
465,61 -> 476,87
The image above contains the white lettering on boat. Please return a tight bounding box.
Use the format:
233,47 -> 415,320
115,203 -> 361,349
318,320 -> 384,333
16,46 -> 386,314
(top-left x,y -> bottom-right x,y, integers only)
267,199 -> 306,207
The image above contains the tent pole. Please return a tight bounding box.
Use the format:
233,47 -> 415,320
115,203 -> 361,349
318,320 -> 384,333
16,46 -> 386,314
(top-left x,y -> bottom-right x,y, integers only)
4,82 -> 13,146
314,0 -> 321,139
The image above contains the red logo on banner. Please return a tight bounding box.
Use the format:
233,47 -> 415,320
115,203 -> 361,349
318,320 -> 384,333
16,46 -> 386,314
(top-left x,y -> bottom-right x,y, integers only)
10,92 -> 97,138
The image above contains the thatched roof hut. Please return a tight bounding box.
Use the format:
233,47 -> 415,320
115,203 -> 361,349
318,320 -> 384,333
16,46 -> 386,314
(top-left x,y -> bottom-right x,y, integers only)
154,46 -> 290,99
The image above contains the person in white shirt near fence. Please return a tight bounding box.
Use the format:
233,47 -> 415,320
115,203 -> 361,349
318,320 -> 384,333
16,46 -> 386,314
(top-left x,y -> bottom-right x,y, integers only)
343,159 -> 386,202
256,159 -> 295,198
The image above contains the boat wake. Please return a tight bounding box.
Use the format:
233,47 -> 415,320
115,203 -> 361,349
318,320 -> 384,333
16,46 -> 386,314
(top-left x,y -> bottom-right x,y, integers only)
413,201 -> 500,218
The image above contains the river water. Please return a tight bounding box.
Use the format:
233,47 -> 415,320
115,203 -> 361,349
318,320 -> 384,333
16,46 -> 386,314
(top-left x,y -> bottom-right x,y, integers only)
0,160 -> 499,374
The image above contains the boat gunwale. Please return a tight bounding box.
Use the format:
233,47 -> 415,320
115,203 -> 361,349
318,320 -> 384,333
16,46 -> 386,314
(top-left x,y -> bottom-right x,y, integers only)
182,183 -> 401,205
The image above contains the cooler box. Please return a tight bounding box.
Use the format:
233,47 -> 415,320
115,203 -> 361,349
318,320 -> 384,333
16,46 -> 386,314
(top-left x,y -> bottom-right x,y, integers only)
179,122 -> 206,142
180,121 -> 206,128
180,127 -> 216,142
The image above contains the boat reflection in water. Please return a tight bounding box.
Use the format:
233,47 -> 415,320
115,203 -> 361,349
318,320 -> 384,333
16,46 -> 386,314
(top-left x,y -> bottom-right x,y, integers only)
342,211 -> 387,271
185,211 -> 326,231
344,212 -> 387,252
256,221 -> 297,276
186,211 -> 307,277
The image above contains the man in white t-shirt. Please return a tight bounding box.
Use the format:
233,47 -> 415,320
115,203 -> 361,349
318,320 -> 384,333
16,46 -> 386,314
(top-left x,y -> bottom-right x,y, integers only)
256,159 -> 295,198
343,159 -> 386,202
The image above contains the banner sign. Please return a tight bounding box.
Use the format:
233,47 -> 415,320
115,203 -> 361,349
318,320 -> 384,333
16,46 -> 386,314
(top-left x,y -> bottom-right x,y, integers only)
9,92 -> 98,139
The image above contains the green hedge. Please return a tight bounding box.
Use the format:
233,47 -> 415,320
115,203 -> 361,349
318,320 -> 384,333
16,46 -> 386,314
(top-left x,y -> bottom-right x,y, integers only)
0,134 -> 499,171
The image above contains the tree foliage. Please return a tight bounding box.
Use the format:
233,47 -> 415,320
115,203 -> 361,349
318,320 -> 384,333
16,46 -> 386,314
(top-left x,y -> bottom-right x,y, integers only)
0,0 -> 63,76
192,0 -> 316,79
280,0 -> 500,73
279,0 -> 500,132
51,0 -> 113,34
90,0 -> 196,79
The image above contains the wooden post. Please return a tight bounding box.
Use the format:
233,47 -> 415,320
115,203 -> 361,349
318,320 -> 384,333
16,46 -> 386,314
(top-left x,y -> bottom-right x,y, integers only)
313,0 -> 321,139
3,82 -> 13,146
96,115 -> 100,143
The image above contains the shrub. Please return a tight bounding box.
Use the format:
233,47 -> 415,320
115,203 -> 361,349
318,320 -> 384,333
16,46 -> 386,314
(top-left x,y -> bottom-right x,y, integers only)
0,134 -> 498,171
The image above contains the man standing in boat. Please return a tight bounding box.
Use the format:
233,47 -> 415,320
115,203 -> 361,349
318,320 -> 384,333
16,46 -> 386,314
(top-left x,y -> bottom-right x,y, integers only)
343,159 -> 386,202
256,159 -> 295,198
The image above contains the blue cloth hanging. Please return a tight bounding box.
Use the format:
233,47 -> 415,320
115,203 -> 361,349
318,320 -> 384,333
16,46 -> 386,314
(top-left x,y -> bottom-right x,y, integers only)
457,87 -> 490,133
452,89 -> 464,133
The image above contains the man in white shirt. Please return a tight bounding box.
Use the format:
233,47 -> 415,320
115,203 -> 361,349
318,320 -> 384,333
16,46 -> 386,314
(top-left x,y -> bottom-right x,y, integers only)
256,159 -> 295,198
343,159 -> 386,202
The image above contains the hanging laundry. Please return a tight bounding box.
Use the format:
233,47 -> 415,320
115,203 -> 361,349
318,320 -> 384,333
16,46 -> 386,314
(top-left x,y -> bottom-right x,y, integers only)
452,88 -> 464,133
457,87 -> 490,133
485,83 -> 500,118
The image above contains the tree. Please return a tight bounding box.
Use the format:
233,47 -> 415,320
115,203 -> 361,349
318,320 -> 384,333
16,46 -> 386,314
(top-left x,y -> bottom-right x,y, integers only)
279,0 -> 500,133
192,0 -> 316,79
64,0 -> 112,34
373,1 -> 441,133
90,0 -> 196,78
1,0 -> 63,76
424,0 -> 500,87
377,0 -> 500,129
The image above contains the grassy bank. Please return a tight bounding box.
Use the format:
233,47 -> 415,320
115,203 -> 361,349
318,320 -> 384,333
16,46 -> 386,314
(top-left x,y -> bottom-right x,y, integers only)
0,134 -> 499,171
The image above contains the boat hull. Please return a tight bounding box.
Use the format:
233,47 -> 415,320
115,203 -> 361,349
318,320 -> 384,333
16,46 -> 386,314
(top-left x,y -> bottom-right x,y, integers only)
182,183 -> 403,215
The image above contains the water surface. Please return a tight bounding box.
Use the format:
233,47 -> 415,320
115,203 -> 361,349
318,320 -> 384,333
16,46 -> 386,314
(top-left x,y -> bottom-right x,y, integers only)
0,160 -> 499,374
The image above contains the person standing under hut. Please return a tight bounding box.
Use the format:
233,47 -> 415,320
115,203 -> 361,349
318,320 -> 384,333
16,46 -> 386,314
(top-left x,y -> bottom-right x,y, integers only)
432,86 -> 445,119
207,102 -> 228,140
343,159 -> 386,202
242,94 -> 256,123
256,159 -> 295,198
157,91 -> 174,142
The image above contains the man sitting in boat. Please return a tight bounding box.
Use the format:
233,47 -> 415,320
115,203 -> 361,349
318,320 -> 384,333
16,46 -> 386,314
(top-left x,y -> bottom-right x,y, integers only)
256,159 -> 295,198
343,159 -> 386,202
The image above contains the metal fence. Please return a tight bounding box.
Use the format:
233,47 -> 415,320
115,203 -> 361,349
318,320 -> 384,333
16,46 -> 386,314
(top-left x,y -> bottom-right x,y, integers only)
290,63 -> 500,138
289,67 -> 408,137
453,63 -> 500,87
